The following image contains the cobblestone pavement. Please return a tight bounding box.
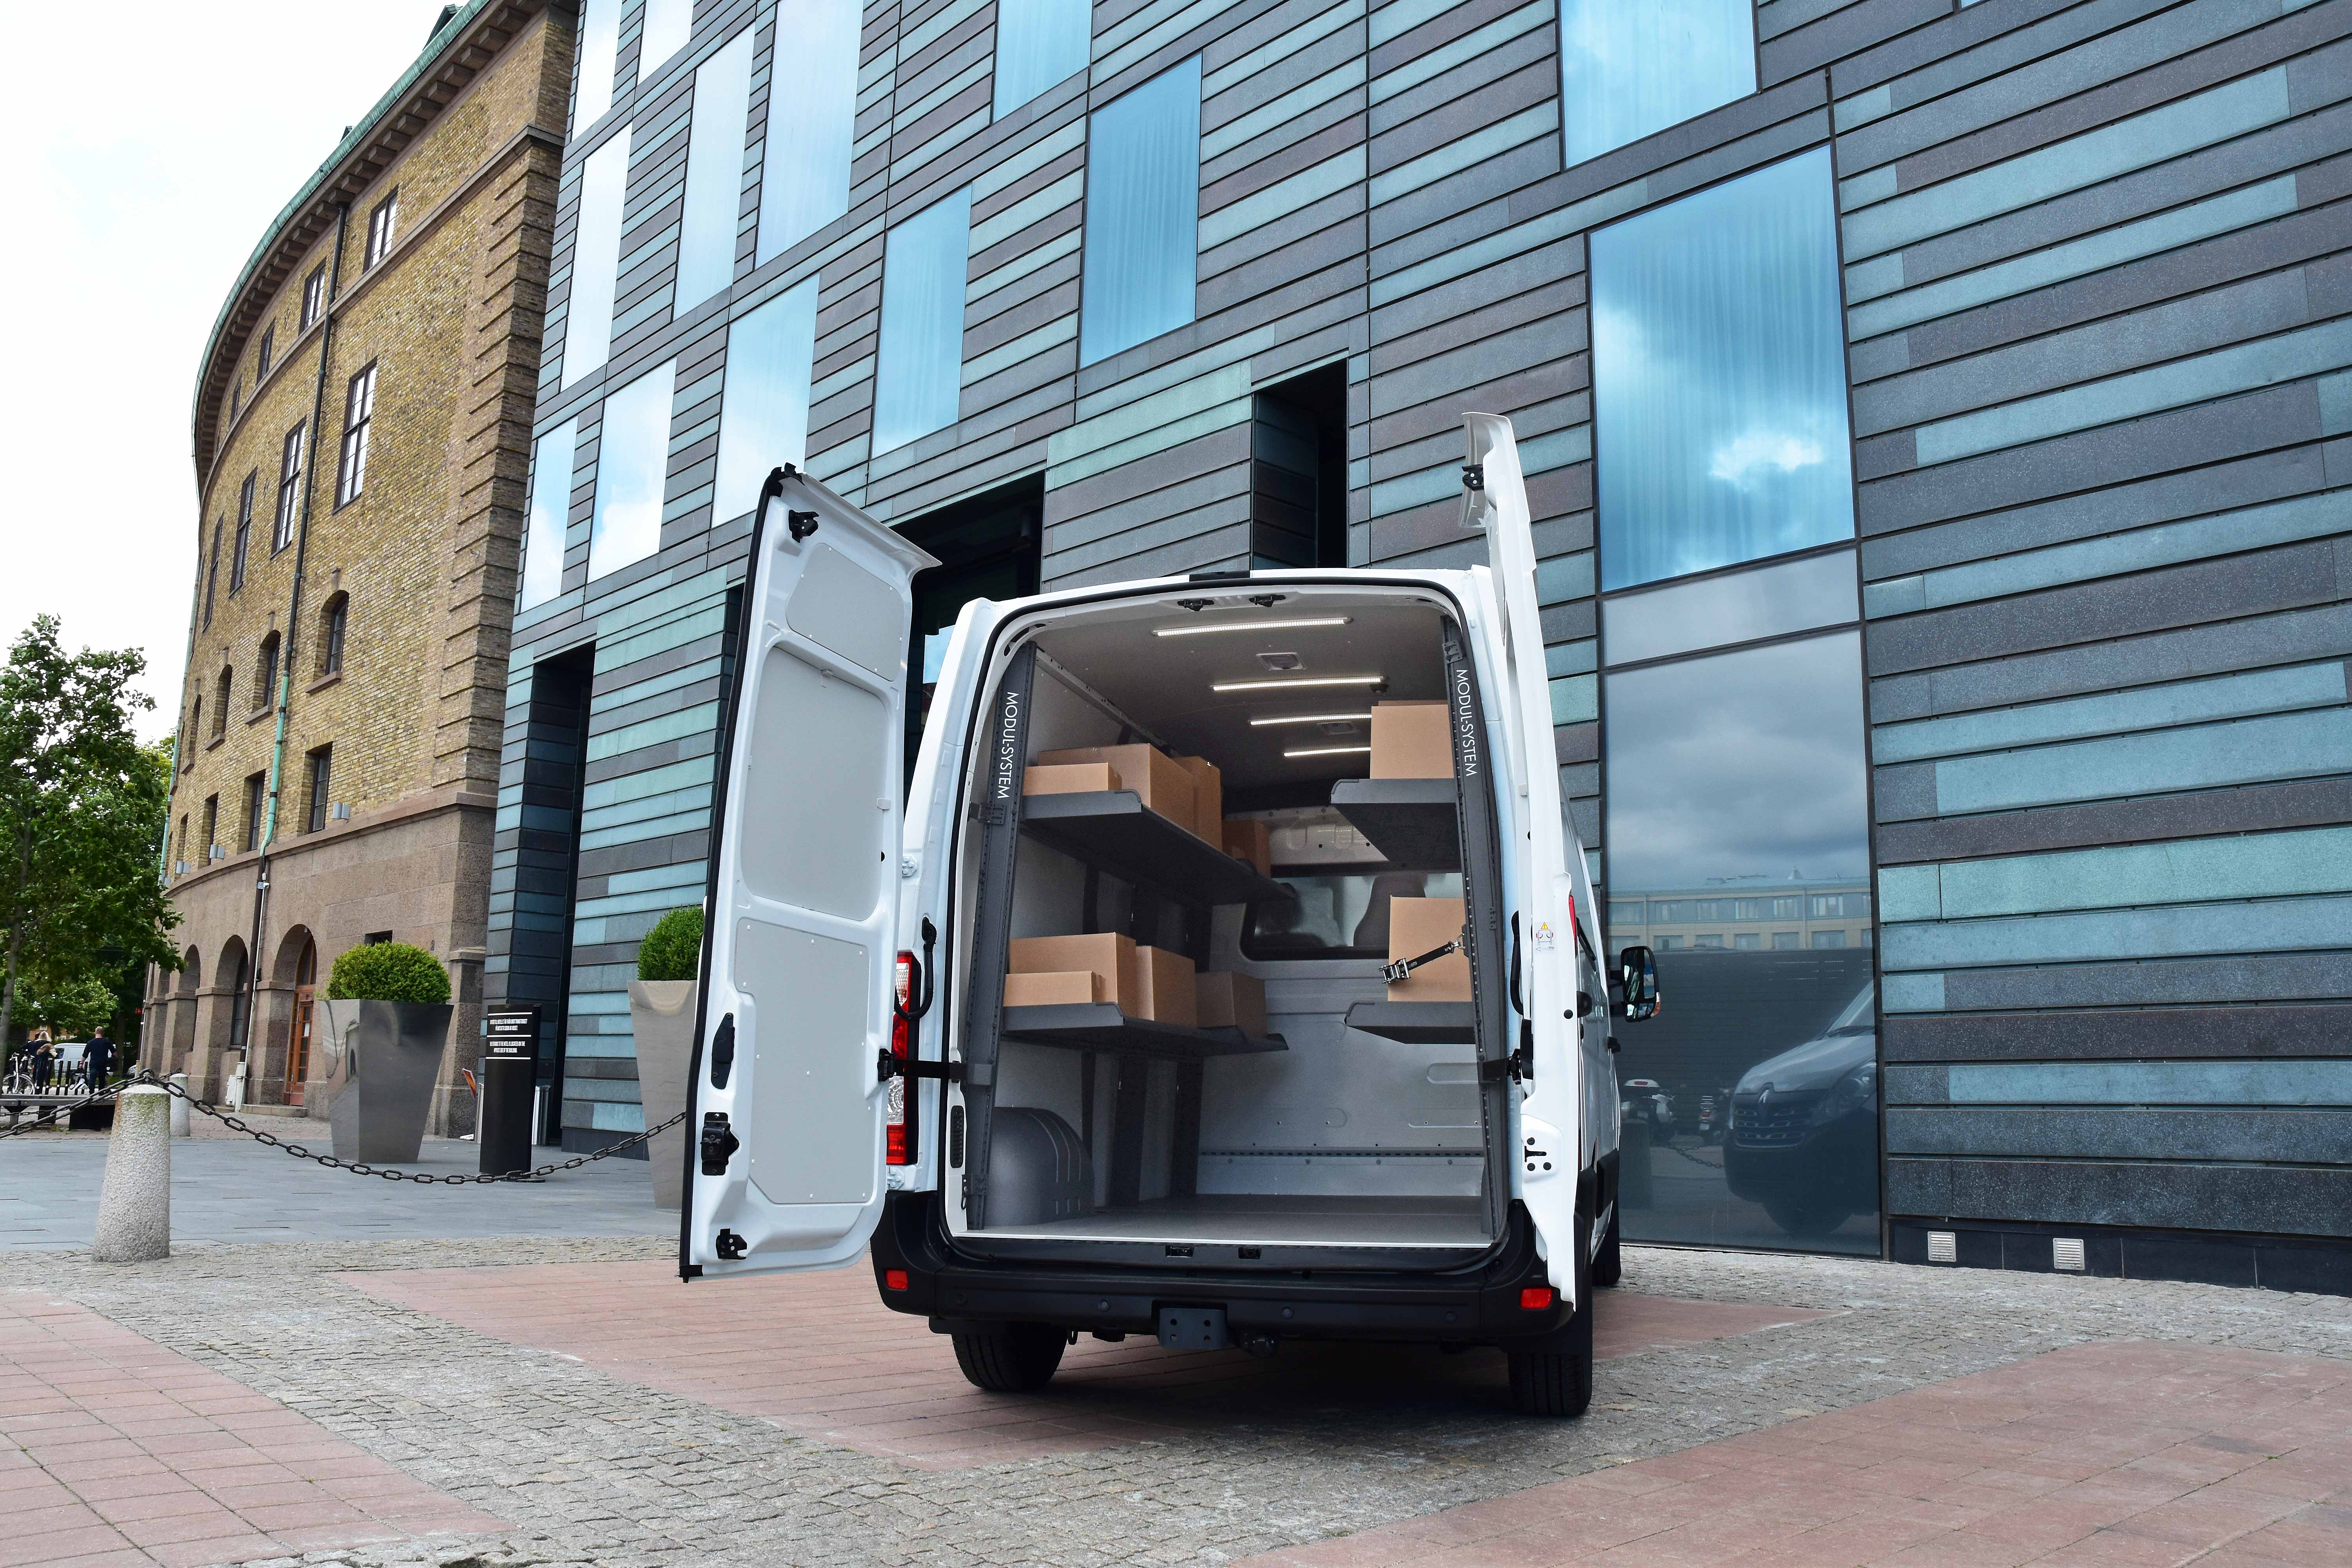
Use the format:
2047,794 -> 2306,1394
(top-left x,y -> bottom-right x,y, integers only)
4,1236 -> 2349,1568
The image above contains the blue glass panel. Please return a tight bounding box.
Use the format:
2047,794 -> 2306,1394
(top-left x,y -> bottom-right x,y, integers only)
713,279 -> 819,523
574,0 -> 619,129
1558,0 -> 1755,165
755,0 -> 859,263
1592,150 -> 1854,591
640,0 -> 692,76
588,361 -> 677,582
563,135 -> 629,387
519,418 -> 581,610
676,31 -> 755,310
1080,57 -> 1200,366
872,190 -> 972,454
995,0 -> 1091,117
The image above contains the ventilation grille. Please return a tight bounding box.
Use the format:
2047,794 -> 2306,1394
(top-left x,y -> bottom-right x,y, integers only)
2053,1237 -> 2086,1272
1926,1230 -> 1957,1264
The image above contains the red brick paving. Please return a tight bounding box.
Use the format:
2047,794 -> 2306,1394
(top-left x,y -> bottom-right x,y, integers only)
1229,1341 -> 2352,1566
345,1259 -> 1830,1470
0,1292 -> 503,1568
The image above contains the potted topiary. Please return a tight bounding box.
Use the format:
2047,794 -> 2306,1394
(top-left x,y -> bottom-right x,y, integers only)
314,942 -> 452,1165
628,906 -> 705,1209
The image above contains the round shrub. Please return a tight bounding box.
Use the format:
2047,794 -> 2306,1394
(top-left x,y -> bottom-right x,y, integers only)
325,942 -> 451,1004
637,906 -> 706,983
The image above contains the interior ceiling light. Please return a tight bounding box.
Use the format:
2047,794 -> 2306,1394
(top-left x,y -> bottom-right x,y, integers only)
1152,616 -> 1351,637
1212,675 -> 1383,692
1248,712 -> 1374,727
1284,745 -> 1373,758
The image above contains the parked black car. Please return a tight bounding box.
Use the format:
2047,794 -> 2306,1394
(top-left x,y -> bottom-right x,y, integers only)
1724,985 -> 1877,1238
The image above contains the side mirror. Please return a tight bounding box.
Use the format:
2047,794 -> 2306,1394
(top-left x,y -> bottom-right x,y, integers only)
1616,946 -> 1659,1021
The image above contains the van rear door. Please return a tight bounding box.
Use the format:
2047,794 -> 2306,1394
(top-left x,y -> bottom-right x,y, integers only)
1461,414 -> 1584,1295
680,469 -> 938,1279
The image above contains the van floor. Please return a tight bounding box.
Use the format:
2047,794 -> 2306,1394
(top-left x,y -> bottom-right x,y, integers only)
978,1194 -> 1486,1248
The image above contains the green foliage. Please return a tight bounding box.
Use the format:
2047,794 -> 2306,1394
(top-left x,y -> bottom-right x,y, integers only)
325,942 -> 451,1004
15,973 -> 117,1038
637,906 -> 706,983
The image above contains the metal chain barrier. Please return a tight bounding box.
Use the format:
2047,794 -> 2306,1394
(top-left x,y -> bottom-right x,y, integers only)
0,1079 -> 126,1137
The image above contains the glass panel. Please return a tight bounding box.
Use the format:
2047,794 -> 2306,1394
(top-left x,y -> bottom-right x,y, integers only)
1604,630 -> 1877,1256
574,0 -> 620,129
521,419 -> 581,610
755,0 -> 859,263
872,189 -> 973,453
995,0 -> 1091,117
1558,0 -> 1756,166
1602,549 -> 1857,666
563,136 -> 630,387
587,361 -> 677,582
713,278 -> 819,524
1080,57 -> 1200,366
640,0 -> 692,75
1592,149 -> 1854,592
677,30 -> 755,310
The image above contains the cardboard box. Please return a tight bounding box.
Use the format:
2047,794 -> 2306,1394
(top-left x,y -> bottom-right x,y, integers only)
1194,971 -> 1268,1038
1387,896 -> 1470,1001
1009,933 -> 1134,1012
1370,701 -> 1452,779
1122,944 -> 1198,1027
1023,762 -> 1121,797
1221,817 -> 1272,877
1174,755 -> 1222,843
1003,970 -> 1109,1007
1034,745 -> 1194,830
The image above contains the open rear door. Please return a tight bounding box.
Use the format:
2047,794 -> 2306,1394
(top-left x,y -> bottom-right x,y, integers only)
1461,414 -> 1584,1296
681,468 -> 938,1279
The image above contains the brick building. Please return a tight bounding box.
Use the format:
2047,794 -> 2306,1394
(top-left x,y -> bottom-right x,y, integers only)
149,1 -> 573,1131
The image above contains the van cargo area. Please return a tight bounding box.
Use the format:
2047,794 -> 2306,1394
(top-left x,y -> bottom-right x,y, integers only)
946,586 -> 1507,1267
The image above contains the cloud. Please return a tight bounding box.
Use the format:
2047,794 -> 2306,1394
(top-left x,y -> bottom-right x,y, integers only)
1708,429 -> 1826,489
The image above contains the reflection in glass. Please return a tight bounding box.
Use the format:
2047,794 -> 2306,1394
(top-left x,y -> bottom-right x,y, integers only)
1604,630 -> 1877,1254
1591,150 -> 1854,591
756,0 -> 859,264
996,0 -> 1092,118
639,0 -> 692,76
676,31 -> 755,310
1558,0 -> 1756,166
587,362 -> 676,582
519,418 -> 580,610
563,136 -> 629,387
573,0 -> 619,130
713,279 -> 818,524
1080,58 -> 1201,365
1603,548 -> 1857,666
872,190 -> 973,454
1245,870 -> 1463,960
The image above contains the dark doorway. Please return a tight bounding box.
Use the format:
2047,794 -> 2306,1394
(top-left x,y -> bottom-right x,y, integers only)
1249,363 -> 1348,568
897,475 -> 1043,767
503,644 -> 594,1149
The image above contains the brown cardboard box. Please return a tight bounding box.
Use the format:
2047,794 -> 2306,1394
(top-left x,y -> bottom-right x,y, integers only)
1122,944 -> 1198,1027
1003,970 -> 1109,1007
1023,762 -> 1122,797
1387,896 -> 1470,1000
1034,745 -> 1195,830
1174,755 -> 1222,843
1194,971 -> 1268,1037
1370,701 -> 1452,779
1009,933 -> 1134,1012
1221,817 -> 1272,876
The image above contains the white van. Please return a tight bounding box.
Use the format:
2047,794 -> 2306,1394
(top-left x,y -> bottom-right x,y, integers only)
677,415 -> 1660,1417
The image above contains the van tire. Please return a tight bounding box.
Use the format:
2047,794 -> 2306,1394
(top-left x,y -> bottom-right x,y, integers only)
1507,1305 -> 1593,1419
1593,1205 -> 1622,1288
951,1322 -> 1066,1392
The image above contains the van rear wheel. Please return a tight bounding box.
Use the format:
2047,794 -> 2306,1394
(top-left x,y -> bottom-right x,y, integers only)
951,1322 -> 1066,1392
1506,1298 -> 1593,1418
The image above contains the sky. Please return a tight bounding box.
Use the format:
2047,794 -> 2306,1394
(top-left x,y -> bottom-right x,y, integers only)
0,0 -> 461,740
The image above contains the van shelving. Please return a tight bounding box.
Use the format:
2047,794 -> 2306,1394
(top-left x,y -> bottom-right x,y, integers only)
1327,777 -> 1461,870
1339,999 -> 1475,1045
999,1002 -> 1286,1060
1016,788 -> 1294,906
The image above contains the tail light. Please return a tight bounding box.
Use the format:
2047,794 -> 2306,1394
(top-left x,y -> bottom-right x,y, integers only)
883,1268 -> 910,1292
1520,1286 -> 1555,1310
886,950 -> 914,1165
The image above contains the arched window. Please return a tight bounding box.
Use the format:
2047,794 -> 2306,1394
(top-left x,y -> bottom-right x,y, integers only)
212,668 -> 232,737
255,633 -> 281,712
318,592 -> 348,675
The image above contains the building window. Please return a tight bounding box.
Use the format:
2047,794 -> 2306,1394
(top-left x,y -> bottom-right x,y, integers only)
257,324 -> 275,380
563,136 -> 627,387
995,0 -> 1090,117
273,422 -> 305,550
519,421 -> 581,611
365,190 -> 399,269
1558,0 -> 1756,168
230,473 -> 256,593
201,795 -> 219,856
336,363 -> 377,507
175,813 -> 187,868
241,771 -> 267,853
305,746 -> 334,834
255,633 -> 279,712
1590,150 -> 1852,592
1811,929 -> 1847,949
872,190 -> 973,453
676,31 -> 755,310
1772,931 -> 1799,949
573,0 -> 619,129
1733,933 -> 1760,950
1080,57 -> 1200,366
755,0 -> 858,263
203,523 -> 222,629
186,705 -> 200,764
230,382 -> 241,423
586,361 -> 677,582
212,668 -> 232,737
301,264 -> 327,329
712,279 -> 817,524
641,0 -> 691,76
319,592 -> 348,675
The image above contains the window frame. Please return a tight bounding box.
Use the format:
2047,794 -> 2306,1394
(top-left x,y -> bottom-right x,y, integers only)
319,593 -> 348,676
230,472 -> 256,593
272,422 -> 305,551
301,264 -> 327,330
257,323 -> 274,380
336,363 -> 378,508
212,667 -> 232,738
202,523 -> 222,629
305,745 -> 334,835
255,633 -> 280,714
241,771 -> 268,854
365,191 -> 399,269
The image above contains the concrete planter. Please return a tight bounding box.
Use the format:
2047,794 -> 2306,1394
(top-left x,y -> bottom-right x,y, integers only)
628,980 -> 697,1210
313,998 -> 452,1164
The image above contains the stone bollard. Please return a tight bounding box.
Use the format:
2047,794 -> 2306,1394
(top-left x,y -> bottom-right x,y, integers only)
169,1074 -> 190,1138
93,1084 -> 171,1263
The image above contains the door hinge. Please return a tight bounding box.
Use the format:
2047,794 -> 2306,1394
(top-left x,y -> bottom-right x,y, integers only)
878,1051 -> 965,1083
715,1228 -> 748,1261
700,1111 -> 740,1175
1480,1021 -> 1536,1083
786,509 -> 819,542
708,1013 -> 736,1089
1462,462 -> 1485,492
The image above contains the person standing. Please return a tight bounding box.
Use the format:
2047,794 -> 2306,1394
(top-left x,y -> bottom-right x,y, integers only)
82,1025 -> 116,1089
30,1034 -> 55,1090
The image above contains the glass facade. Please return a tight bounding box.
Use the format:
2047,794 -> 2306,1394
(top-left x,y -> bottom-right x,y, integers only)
519,418 -> 580,610
563,135 -> 629,387
1079,57 -> 1200,366
640,0 -> 692,76
872,190 -> 973,454
573,0 -> 619,130
755,0 -> 859,264
586,362 -> 676,582
1590,149 -> 1853,591
995,0 -> 1092,118
1557,0 -> 1756,167
676,30 -> 755,311
713,279 -> 819,525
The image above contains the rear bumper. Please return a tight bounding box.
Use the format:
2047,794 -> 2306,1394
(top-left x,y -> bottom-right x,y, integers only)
869,1190 -> 1576,1346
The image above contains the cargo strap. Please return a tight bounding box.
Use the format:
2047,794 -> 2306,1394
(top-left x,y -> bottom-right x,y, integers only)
1381,933 -> 1465,985
877,1052 -> 965,1083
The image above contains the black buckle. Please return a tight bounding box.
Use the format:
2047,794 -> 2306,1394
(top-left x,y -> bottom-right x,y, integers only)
1381,936 -> 1463,984
877,1051 -> 965,1083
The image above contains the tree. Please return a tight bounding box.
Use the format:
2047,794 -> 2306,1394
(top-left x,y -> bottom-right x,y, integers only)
0,617 -> 180,1048
15,974 -> 118,1038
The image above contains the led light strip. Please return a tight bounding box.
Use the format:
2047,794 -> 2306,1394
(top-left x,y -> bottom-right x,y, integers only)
1283,745 -> 1373,758
1152,616 -> 1351,637
1248,712 -> 1373,727
1212,675 -> 1383,692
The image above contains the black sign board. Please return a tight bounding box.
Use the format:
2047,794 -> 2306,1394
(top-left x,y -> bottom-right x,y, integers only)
484,1007 -> 541,1059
